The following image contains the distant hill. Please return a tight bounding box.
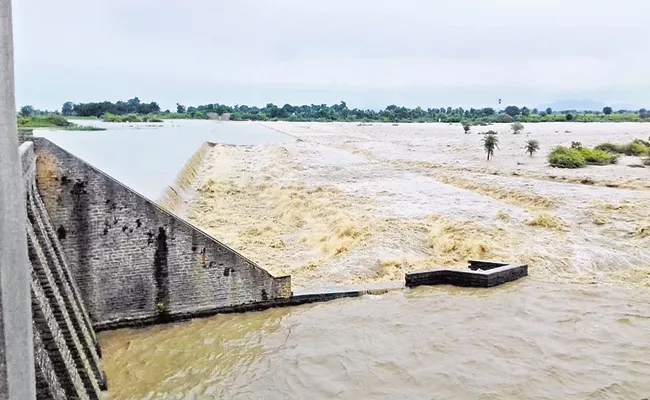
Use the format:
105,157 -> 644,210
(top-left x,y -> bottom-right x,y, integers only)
538,99 -> 640,112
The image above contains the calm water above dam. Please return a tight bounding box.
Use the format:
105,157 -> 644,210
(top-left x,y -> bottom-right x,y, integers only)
99,280 -> 650,400
36,120 -> 290,201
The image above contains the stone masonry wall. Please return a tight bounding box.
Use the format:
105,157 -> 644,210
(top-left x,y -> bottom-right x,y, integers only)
31,138 -> 291,329
21,141 -> 105,399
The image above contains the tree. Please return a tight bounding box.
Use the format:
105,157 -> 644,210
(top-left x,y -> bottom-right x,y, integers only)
176,103 -> 186,114
482,134 -> 499,160
463,123 -> 471,134
640,108 -> 648,119
521,106 -> 530,116
603,106 -> 613,115
532,108 -> 539,114
504,105 -> 520,117
62,102 -> 73,116
525,140 -> 539,156
546,107 -> 552,115
566,113 -> 574,121
511,122 -> 524,134
19,105 -> 34,117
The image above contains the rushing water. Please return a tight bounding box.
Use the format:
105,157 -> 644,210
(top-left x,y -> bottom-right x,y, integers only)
36,120 -> 290,200
100,280 -> 650,399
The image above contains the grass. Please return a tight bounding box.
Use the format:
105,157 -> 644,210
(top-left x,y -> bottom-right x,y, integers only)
66,116 -> 99,120
67,125 -> 106,131
18,115 -> 71,128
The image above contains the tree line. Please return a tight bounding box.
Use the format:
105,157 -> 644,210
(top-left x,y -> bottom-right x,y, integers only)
60,97 -> 161,117
17,98 -> 650,124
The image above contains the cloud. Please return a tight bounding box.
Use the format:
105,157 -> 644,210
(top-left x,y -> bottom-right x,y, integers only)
11,0 -> 650,109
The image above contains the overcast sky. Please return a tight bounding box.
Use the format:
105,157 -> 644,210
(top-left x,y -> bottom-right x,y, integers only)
12,0 -> 650,111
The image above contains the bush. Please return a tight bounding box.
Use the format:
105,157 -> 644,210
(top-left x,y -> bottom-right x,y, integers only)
548,146 -> 585,168
580,148 -> 619,165
625,141 -> 649,156
102,112 -> 118,122
494,114 -> 514,123
17,114 -> 72,128
633,139 -> 650,148
595,140 -> 650,156
511,122 -> 524,134
566,113 -> 574,121
103,113 -> 143,122
594,142 -> 625,153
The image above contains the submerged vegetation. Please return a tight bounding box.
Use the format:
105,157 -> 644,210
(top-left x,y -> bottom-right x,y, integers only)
548,142 -> 620,169
17,115 -> 105,131
549,146 -> 586,168
594,140 -> 650,156
525,140 -> 539,156
482,134 -> 499,160
511,122 -> 524,134
102,113 -> 163,123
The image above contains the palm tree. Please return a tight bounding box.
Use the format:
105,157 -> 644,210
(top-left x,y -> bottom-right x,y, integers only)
525,139 -> 540,156
482,134 -> 499,160
511,122 -> 524,134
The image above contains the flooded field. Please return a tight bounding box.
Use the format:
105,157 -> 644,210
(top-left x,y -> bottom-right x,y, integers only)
186,121 -> 650,288
100,121 -> 650,399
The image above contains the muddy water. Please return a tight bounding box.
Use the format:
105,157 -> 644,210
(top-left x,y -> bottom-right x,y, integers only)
100,280 -> 650,399
37,120 -> 289,200
99,122 -> 650,398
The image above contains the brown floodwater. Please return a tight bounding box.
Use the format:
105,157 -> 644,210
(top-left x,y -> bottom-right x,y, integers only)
100,280 -> 650,399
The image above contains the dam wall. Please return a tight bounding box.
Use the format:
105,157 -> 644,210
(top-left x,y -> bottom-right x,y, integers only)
31,137 -> 291,330
158,141 -> 215,213
22,141 -> 105,399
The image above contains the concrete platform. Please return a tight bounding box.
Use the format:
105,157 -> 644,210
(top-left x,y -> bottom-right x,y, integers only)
405,259 -> 528,288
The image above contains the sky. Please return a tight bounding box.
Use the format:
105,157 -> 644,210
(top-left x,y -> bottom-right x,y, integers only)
11,0 -> 650,111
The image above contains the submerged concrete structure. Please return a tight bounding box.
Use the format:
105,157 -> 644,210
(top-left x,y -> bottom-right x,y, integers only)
405,260 -> 528,288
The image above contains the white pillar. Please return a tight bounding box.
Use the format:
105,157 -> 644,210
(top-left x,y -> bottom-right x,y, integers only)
0,0 -> 36,398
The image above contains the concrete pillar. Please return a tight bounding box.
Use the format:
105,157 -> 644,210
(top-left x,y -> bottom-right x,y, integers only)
0,0 -> 36,398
